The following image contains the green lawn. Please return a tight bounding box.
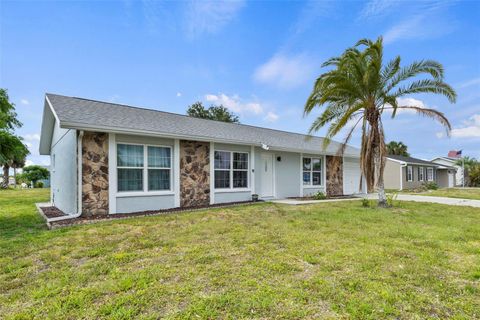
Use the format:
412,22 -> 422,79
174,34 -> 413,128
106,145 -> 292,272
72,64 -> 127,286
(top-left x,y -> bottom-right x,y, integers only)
1,188 -> 479,319
405,188 -> 480,200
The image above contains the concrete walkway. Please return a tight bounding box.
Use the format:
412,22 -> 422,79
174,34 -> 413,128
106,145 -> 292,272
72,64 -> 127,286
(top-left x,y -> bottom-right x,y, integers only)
364,193 -> 480,208
272,194 -> 480,208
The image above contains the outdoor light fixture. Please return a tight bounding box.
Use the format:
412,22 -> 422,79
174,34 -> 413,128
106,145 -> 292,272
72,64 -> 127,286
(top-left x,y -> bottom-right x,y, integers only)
277,156 -> 282,162
261,143 -> 269,150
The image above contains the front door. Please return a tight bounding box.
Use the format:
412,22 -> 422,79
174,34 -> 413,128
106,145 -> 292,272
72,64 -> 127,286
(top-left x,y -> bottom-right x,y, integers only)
448,171 -> 454,188
260,153 -> 274,197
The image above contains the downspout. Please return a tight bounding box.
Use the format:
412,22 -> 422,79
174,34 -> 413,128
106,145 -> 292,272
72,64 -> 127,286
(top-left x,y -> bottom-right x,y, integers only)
47,130 -> 84,222
399,162 -> 407,191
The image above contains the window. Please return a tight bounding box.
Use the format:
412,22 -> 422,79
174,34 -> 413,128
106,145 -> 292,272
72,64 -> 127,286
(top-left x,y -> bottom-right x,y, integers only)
117,143 -> 171,192
427,168 -> 434,181
418,167 -> 424,181
214,151 -> 248,189
407,166 -> 413,182
303,157 -> 322,186
147,146 -> 171,191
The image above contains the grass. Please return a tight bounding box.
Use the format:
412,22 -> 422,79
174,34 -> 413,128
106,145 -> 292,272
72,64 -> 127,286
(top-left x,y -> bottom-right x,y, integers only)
1,188 -> 479,319
403,188 -> 480,200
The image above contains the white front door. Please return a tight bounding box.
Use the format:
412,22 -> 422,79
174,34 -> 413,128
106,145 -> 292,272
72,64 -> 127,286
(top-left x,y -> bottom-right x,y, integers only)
448,171 -> 454,188
260,153 -> 274,197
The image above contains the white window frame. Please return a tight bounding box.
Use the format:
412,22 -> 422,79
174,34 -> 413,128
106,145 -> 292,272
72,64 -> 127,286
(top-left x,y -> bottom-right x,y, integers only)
407,165 -> 413,182
427,167 -> 434,181
214,150 -> 249,191
419,167 -> 424,181
302,156 -> 323,187
116,142 -> 173,197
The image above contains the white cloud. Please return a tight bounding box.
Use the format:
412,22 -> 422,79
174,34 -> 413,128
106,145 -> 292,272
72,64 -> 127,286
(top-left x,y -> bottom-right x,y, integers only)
23,133 -> 40,141
20,99 -> 29,105
264,112 -> 279,122
451,114 -> 480,138
25,160 -> 35,166
384,97 -> 428,115
205,93 -> 263,115
383,2 -> 455,44
457,78 -> 480,89
184,0 -> 244,38
253,53 -> 317,89
436,132 -> 445,139
176,92 -> 182,97
290,0 -> 333,36
384,16 -> 423,44
359,0 -> 400,20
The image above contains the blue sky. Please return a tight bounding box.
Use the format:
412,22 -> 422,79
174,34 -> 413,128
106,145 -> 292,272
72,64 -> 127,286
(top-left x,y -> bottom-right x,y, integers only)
1,0 -> 479,166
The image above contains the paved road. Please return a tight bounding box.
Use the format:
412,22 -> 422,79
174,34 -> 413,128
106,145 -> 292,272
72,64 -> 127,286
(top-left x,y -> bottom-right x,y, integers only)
365,193 -> 480,208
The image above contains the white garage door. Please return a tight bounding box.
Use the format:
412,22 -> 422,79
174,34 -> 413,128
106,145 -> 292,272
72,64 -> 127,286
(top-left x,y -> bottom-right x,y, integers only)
343,157 -> 363,195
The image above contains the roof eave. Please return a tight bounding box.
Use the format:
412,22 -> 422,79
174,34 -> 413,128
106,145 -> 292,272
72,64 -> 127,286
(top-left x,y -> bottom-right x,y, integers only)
39,96 -> 59,155
59,121 -> 360,157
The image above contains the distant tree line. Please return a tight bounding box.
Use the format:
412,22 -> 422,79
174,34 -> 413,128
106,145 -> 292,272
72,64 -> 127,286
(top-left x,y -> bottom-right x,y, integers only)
186,102 -> 239,123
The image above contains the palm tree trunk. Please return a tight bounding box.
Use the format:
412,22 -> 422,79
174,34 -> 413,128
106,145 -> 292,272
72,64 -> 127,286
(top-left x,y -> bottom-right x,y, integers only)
374,145 -> 387,207
2,165 -> 9,189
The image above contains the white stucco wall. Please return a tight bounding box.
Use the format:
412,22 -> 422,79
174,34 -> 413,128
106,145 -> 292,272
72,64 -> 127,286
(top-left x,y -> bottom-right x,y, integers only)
50,121 -> 77,214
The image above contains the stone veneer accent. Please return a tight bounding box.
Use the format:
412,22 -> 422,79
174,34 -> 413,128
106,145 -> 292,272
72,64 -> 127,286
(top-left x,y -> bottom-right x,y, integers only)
326,156 -> 343,196
180,140 -> 210,207
82,132 -> 109,216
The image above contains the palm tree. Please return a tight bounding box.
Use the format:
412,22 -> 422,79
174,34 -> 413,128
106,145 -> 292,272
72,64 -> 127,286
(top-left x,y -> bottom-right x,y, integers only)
387,141 -> 410,156
0,132 -> 29,188
304,37 -> 456,206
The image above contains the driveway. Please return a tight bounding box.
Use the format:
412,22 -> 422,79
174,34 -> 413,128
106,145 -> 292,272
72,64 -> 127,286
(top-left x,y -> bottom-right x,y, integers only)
365,193 -> 480,208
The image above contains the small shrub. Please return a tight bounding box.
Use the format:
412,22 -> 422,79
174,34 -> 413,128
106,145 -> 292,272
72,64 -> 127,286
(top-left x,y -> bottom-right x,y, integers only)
386,192 -> 398,207
361,198 -> 370,207
35,181 -> 44,188
423,182 -> 438,190
313,191 -> 327,200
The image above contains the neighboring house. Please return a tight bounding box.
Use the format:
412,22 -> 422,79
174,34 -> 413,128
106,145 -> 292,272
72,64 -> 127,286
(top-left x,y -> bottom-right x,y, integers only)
384,155 -> 456,190
0,177 -> 15,186
39,93 -> 365,217
430,157 -> 463,186
0,176 -> 15,186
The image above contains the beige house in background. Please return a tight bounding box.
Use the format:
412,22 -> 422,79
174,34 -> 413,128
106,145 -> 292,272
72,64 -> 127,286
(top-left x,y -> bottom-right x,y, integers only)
431,157 -> 463,186
384,155 -> 456,190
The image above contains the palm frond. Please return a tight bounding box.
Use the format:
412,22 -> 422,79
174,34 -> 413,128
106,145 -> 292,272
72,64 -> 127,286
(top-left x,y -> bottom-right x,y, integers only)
397,106 -> 452,133
393,79 -> 457,103
386,60 -> 445,92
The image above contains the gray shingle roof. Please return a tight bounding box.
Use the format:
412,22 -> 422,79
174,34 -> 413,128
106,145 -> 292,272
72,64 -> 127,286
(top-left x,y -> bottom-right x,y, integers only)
387,155 -> 439,166
45,93 -> 360,156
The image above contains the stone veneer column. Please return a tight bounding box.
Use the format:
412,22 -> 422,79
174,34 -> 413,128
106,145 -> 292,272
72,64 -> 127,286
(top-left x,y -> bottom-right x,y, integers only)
326,155 -> 343,196
82,132 -> 109,216
180,140 -> 210,207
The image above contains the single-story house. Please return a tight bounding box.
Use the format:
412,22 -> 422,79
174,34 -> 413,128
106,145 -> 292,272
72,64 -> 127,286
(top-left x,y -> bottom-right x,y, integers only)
384,155 -> 456,190
39,93 -> 365,217
430,156 -> 463,186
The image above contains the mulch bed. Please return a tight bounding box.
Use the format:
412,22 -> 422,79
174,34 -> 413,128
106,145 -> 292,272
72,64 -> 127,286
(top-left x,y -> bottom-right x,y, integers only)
41,206 -> 68,218
43,200 -> 261,229
288,195 -> 358,201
